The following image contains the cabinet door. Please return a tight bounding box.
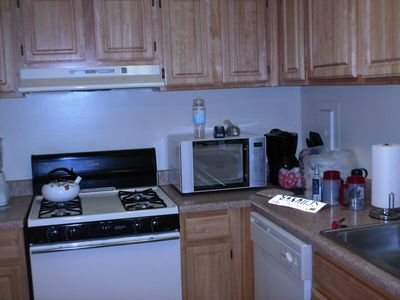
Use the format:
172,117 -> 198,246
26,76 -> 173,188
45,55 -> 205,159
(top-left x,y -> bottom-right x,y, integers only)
22,0 -> 85,63
307,0 -> 357,79
279,0 -> 306,81
220,0 -> 268,83
359,0 -> 400,77
93,0 -> 155,62
0,265 -> 28,300
186,242 -> 232,300
313,252 -> 388,300
0,229 -> 30,300
162,0 -> 213,85
0,0 -> 16,93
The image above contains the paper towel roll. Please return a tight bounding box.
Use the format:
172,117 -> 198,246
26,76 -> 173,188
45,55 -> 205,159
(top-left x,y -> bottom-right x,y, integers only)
372,144 -> 400,208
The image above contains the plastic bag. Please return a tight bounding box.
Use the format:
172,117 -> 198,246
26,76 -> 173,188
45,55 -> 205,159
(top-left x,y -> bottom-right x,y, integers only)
302,149 -> 358,199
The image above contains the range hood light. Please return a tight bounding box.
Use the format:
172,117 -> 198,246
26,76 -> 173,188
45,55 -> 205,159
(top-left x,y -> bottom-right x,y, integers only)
18,65 -> 165,93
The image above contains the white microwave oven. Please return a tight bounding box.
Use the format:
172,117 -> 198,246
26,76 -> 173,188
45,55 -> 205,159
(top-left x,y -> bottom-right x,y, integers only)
168,133 -> 266,193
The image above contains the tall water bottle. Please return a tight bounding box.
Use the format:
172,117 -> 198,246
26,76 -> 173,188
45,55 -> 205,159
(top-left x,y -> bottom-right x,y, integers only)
193,98 -> 206,138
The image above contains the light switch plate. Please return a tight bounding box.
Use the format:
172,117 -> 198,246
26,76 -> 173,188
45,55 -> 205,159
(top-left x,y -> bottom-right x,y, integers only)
317,102 -> 340,150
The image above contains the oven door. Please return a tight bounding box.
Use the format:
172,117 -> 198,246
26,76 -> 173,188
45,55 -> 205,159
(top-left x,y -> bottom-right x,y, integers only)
192,139 -> 249,191
29,232 -> 182,300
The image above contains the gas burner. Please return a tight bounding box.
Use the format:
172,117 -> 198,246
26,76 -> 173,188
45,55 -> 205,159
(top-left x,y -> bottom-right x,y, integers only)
118,189 -> 167,211
39,198 -> 82,218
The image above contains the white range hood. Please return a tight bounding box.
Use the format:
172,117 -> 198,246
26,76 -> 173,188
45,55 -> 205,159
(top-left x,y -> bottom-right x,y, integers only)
18,65 -> 165,93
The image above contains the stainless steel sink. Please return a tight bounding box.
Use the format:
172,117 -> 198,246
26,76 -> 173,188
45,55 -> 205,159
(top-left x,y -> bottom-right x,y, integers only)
321,222 -> 400,278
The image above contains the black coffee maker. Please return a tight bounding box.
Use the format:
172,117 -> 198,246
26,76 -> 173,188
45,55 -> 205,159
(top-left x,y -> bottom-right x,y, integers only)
265,129 -> 299,185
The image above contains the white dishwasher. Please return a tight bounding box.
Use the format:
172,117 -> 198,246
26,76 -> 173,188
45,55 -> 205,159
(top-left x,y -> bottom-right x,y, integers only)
250,212 -> 312,300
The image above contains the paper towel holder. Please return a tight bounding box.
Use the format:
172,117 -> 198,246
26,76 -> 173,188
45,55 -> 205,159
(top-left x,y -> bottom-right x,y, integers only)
369,192 -> 400,220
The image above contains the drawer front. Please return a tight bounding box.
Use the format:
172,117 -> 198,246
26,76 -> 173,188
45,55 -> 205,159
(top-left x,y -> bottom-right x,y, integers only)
313,252 -> 387,300
0,229 -> 23,261
185,214 -> 230,242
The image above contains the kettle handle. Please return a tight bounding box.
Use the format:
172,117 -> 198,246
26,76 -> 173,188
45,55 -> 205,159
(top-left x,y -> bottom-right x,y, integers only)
48,168 -> 78,180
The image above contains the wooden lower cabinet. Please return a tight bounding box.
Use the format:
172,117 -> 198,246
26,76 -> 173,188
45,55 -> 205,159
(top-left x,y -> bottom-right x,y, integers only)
180,207 -> 253,300
313,252 -> 396,300
0,228 -> 30,300
186,242 -> 232,300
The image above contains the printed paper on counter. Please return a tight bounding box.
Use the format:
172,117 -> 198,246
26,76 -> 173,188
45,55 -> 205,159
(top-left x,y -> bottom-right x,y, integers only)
268,195 -> 327,213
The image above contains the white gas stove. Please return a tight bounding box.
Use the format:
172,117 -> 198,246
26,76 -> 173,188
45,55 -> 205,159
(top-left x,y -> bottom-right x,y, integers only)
28,186 -> 178,227
26,148 -> 182,300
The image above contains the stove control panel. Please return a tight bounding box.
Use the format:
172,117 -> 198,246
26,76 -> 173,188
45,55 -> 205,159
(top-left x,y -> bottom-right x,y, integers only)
28,214 -> 180,245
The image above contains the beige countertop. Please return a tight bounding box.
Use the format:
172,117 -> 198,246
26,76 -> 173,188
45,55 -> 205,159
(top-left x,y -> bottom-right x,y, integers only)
161,185 -> 256,212
162,184 -> 400,298
251,193 -> 400,298
0,195 -> 31,229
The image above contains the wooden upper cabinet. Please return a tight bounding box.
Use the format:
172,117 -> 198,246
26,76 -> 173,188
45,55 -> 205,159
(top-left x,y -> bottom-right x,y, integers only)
307,0 -> 357,79
22,0 -> 85,63
359,0 -> 400,77
0,0 -> 17,93
93,0 -> 155,62
162,0 -> 213,86
279,0 -> 305,82
0,4 -> 9,90
220,0 -> 268,83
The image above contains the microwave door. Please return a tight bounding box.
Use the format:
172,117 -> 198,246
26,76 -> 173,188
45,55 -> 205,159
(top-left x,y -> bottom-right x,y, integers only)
193,142 -> 248,191
194,165 -> 227,187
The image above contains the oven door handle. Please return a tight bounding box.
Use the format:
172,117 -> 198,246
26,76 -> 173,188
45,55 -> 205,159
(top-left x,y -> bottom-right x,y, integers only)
30,231 -> 180,254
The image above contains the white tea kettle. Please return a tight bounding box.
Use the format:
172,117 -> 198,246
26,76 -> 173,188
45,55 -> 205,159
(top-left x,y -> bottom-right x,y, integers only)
42,168 -> 82,202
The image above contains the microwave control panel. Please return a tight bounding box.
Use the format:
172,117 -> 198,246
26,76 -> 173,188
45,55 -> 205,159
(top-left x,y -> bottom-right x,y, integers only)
249,137 -> 266,187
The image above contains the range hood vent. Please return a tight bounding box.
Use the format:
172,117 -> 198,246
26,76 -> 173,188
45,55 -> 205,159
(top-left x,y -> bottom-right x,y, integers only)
18,65 -> 165,93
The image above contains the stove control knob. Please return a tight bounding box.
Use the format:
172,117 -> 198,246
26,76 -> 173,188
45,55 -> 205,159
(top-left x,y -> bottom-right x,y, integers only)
65,227 -> 77,240
100,224 -> 112,235
132,220 -> 142,233
47,226 -> 62,241
150,217 -> 160,231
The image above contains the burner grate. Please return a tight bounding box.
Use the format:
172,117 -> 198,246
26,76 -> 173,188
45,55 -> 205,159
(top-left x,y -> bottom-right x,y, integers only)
118,189 -> 167,211
39,198 -> 82,218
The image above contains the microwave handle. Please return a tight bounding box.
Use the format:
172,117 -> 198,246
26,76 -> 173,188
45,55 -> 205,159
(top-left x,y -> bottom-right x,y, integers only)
243,144 -> 249,184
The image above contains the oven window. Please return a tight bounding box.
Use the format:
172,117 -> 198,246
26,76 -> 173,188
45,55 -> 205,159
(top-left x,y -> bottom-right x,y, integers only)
193,140 -> 248,191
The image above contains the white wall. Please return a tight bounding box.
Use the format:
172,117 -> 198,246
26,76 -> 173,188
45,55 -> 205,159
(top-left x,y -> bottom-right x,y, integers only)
301,85 -> 400,175
0,87 -> 301,180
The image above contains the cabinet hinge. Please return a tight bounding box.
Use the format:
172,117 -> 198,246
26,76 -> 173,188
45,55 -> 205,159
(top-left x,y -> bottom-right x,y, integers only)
16,0 -> 20,8
20,44 -> 24,56
153,41 -> 157,52
161,68 -> 165,79
267,65 -> 270,75
230,249 -> 233,259
158,0 -> 161,8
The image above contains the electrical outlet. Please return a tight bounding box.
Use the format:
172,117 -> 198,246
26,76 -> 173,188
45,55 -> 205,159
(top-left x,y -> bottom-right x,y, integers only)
317,102 -> 340,150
